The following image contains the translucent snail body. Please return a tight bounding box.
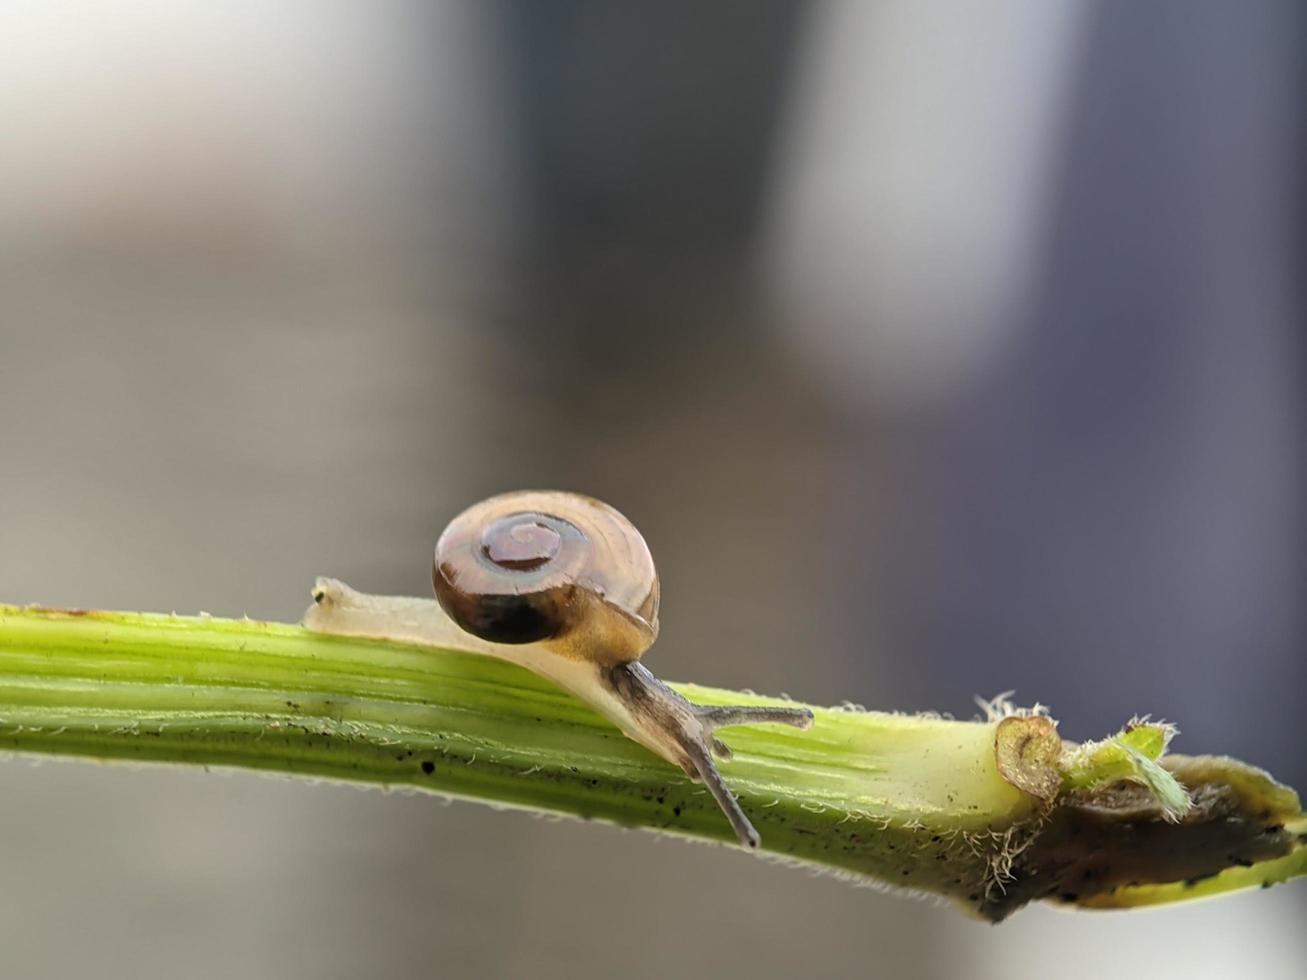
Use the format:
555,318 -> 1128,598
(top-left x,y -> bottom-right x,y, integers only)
302,490 -> 813,847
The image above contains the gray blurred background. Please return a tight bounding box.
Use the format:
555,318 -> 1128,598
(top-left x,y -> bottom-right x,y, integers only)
0,1 -> 1302,977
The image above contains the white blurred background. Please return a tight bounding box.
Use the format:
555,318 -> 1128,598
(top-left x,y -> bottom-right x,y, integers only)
0,2 -> 1302,977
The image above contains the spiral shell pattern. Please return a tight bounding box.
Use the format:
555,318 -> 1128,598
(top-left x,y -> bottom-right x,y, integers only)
433,491 -> 659,663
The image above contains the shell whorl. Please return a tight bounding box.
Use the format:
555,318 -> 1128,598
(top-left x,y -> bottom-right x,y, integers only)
433,490 -> 659,664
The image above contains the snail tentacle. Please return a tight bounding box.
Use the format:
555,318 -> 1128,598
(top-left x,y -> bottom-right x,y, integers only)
603,661 -> 813,848
679,736 -> 762,849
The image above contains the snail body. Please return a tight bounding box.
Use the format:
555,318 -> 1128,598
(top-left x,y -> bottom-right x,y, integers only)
303,490 -> 813,848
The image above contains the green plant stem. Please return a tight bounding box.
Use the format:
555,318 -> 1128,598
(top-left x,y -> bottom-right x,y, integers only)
0,603 -> 1301,920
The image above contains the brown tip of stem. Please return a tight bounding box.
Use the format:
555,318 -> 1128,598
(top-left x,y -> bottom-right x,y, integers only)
994,715 -> 1063,803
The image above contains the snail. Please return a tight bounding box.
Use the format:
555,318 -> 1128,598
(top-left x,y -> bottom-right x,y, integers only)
301,490 -> 813,847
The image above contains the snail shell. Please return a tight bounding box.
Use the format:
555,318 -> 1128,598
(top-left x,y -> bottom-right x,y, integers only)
433,490 -> 660,666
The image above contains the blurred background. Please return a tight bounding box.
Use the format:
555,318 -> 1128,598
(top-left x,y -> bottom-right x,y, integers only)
0,1 -> 1302,977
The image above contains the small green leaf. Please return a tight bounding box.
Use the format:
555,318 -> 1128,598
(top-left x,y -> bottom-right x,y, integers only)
1115,738 -> 1193,820
1059,720 -> 1190,818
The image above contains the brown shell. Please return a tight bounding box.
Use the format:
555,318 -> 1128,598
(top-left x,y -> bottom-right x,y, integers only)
433,491 -> 659,666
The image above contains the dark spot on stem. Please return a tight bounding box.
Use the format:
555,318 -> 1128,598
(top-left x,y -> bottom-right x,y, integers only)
421,761 -> 435,775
